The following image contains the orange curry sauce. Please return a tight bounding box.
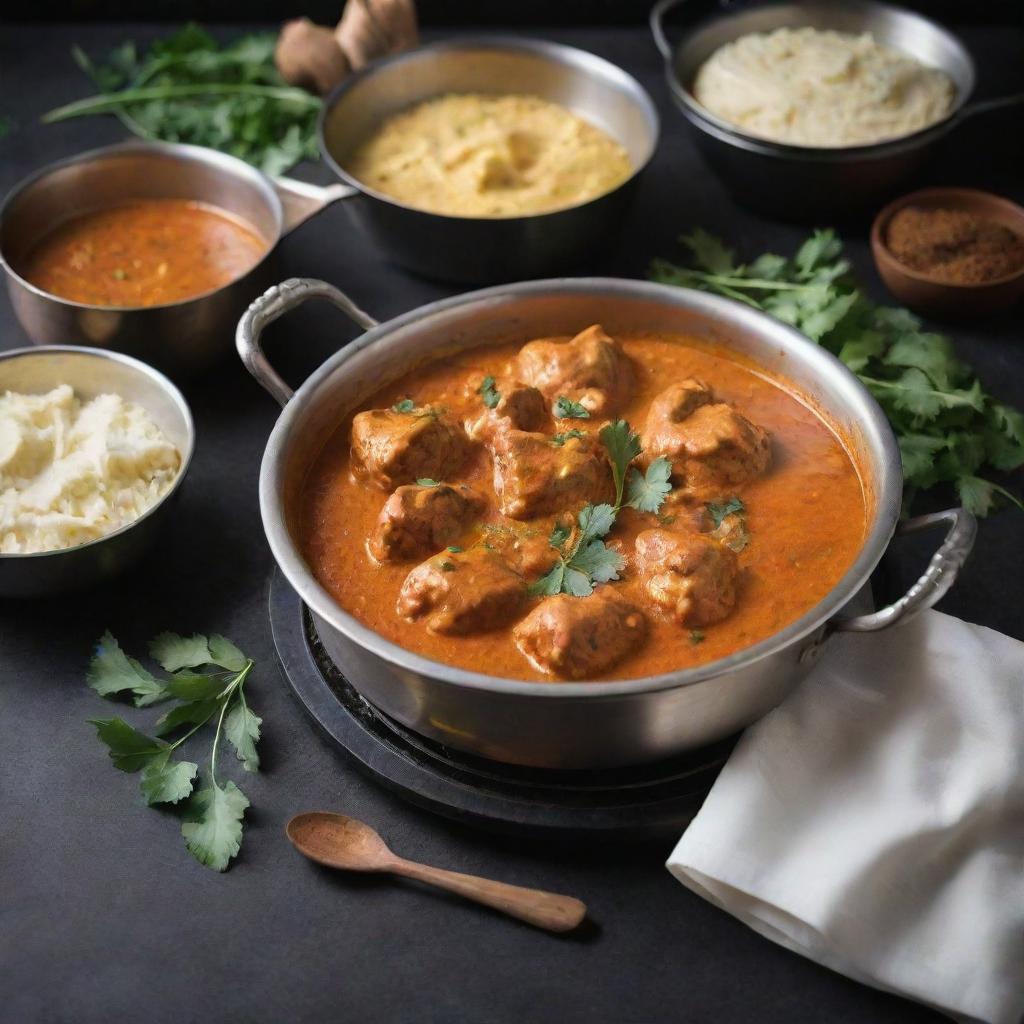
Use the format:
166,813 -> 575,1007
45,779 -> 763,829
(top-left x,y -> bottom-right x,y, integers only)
21,199 -> 267,307
299,333 -> 868,682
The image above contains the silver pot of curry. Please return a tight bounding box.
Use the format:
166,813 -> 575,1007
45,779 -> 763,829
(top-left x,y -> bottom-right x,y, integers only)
238,277 -> 976,769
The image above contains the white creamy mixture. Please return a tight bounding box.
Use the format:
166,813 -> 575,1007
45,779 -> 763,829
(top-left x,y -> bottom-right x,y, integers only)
693,27 -> 955,147
0,385 -> 181,554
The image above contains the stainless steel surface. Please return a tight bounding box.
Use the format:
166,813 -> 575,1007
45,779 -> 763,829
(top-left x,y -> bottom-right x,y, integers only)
239,276 -> 973,769
649,0 -> 1019,219
834,507 -> 977,631
0,345 -> 194,598
318,37 -> 660,283
0,142 -> 354,375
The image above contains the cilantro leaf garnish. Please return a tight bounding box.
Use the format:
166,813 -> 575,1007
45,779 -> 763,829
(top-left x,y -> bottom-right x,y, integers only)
626,457 -> 673,514
651,228 -> 1024,514
553,396 -> 590,419
478,375 -> 501,409
707,497 -> 745,529
87,632 -> 259,871
392,398 -> 416,413
550,429 -> 586,447
417,477 -> 439,487
707,497 -> 750,552
599,420 -> 643,507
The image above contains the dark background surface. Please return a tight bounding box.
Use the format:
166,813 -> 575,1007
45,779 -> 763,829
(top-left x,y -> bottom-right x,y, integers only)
1,10 -> 1022,1024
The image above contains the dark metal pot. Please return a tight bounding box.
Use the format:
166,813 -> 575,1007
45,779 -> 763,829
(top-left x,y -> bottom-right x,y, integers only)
237,276 -> 975,770
649,0 -> 1024,220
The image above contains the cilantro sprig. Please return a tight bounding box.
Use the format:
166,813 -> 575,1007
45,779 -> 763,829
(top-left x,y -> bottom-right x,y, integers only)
529,421 -> 673,597
87,631 -> 261,872
651,228 -> 1024,515
42,24 -> 320,175
554,396 -> 590,419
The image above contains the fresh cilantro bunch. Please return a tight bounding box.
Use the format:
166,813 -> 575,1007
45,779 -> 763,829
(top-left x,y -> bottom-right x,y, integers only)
87,630 -> 261,872
42,24 -> 321,176
650,229 -> 1024,515
530,421 -> 673,596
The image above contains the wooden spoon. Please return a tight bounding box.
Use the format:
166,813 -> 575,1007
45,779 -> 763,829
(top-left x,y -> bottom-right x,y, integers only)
286,812 -> 587,933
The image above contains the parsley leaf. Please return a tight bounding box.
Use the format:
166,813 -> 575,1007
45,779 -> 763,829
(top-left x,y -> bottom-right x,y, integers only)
572,540 -> 624,583
392,399 -> 416,413
548,522 -> 572,548
417,477 -> 439,487
87,632 -> 259,871
140,751 -> 199,806
478,375 -> 501,409
626,457 -> 673,513
44,25 -> 320,175
651,229 -> 1024,514
88,631 -> 166,706
181,779 -> 249,872
553,396 -> 590,419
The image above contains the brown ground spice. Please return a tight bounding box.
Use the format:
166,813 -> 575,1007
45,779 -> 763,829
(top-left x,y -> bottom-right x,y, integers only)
886,205 -> 1024,284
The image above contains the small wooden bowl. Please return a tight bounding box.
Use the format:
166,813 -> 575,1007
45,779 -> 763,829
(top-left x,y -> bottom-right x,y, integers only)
870,187 -> 1024,317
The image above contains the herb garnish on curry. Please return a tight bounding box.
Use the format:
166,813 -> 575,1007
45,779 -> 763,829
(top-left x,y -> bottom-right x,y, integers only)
299,326 -> 867,681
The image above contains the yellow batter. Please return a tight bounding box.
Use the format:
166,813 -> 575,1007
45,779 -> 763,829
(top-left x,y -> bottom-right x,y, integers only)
346,93 -> 633,217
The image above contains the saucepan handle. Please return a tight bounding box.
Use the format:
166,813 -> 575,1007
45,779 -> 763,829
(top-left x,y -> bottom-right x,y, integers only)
831,507 -> 977,633
273,177 -> 361,236
955,91 -> 1024,125
236,278 -> 379,407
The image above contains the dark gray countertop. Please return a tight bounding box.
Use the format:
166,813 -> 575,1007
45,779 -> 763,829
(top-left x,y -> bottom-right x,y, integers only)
1,19 -> 1021,1024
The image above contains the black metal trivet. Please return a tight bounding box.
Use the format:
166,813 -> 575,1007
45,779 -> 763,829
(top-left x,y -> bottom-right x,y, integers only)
269,571 -> 735,840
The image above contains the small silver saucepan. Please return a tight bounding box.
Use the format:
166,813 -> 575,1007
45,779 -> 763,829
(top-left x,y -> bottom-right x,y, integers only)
0,345 -> 194,599
0,140 -> 352,376
650,0 -> 1024,219
315,36 -> 660,282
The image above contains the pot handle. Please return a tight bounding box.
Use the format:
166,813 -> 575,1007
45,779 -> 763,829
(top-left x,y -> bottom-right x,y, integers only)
955,91 -> 1024,125
651,0 -> 735,61
236,278 -> 379,407
273,177 -> 360,236
831,507 -> 977,633
649,0 -> 688,61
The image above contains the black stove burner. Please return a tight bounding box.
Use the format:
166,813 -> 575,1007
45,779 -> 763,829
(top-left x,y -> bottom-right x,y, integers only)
269,571 -> 734,839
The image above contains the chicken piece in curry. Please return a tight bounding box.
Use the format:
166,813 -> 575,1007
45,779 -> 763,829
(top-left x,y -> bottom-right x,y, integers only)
299,325 -> 868,681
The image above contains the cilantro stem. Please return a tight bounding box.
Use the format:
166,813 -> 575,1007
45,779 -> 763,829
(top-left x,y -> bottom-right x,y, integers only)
42,84 -> 320,123
209,661 -> 253,786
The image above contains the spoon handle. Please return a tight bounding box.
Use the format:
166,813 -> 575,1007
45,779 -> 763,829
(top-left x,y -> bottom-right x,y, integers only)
389,857 -> 586,933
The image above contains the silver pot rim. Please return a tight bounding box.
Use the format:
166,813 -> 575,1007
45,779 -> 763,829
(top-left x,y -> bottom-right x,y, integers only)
0,343 -> 195,562
257,276 -> 902,699
0,139 -> 285,314
317,34 -> 661,221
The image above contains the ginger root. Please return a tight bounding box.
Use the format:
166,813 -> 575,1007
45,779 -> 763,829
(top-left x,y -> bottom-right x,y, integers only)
336,0 -> 418,71
276,0 -> 418,95
276,17 -> 351,95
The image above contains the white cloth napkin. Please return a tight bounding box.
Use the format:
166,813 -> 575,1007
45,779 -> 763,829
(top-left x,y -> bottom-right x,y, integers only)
667,610 -> 1024,1024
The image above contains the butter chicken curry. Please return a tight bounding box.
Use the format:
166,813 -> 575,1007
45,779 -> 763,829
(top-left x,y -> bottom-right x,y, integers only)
299,325 -> 867,681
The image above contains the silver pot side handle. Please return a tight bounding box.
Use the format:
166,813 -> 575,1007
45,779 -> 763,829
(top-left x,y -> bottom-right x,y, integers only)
273,177 -> 360,236
832,507 -> 977,633
236,278 -> 379,407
